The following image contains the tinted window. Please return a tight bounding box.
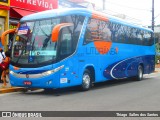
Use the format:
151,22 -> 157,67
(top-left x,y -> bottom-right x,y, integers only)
84,18 -> 111,44
108,21 -> 154,46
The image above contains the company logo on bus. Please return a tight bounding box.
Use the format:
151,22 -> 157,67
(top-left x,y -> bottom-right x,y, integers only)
94,41 -> 112,54
85,46 -> 118,55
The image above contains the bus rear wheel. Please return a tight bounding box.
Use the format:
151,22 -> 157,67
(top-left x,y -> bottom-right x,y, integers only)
136,65 -> 143,81
81,70 -> 92,91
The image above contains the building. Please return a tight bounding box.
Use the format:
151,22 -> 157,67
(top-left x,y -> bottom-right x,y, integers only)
9,0 -> 58,29
0,0 -> 58,49
0,0 -> 9,42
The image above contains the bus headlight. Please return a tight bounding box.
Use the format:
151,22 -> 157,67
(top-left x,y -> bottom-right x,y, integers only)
42,65 -> 64,76
42,71 -> 53,76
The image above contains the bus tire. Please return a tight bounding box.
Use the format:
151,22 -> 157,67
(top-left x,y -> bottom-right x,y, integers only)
136,65 -> 143,81
44,88 -> 54,93
81,69 -> 92,91
22,88 -> 29,93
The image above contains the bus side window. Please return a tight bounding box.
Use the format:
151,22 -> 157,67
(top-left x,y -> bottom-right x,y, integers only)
144,32 -> 152,46
83,18 -> 111,45
83,28 -> 92,44
59,27 -> 73,59
83,19 -> 93,45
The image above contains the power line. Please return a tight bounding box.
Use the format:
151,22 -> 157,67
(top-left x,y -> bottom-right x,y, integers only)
155,13 -> 160,19
96,8 -> 143,25
96,6 -> 142,21
88,0 -> 152,26
104,0 -> 151,12
152,0 -> 154,31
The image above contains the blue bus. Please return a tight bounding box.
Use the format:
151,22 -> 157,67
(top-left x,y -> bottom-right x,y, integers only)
2,8 -> 155,91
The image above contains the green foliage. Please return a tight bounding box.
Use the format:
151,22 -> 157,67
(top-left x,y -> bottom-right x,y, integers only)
156,55 -> 160,64
156,43 -> 160,52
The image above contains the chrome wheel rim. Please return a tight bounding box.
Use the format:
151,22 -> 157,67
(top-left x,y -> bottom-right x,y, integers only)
139,67 -> 143,79
82,74 -> 90,89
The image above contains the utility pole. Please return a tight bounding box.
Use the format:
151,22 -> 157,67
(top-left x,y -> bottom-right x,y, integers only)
152,0 -> 154,31
103,0 -> 105,10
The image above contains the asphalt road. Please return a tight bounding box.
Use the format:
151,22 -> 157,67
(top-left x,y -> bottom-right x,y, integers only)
0,72 -> 160,119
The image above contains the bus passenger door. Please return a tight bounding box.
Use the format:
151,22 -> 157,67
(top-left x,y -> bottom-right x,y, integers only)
59,57 -> 79,88
57,27 -> 79,88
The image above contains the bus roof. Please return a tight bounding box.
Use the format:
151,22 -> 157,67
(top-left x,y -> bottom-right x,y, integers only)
21,8 -> 152,32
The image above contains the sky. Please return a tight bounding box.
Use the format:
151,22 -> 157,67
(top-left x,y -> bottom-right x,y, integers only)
86,0 -> 160,26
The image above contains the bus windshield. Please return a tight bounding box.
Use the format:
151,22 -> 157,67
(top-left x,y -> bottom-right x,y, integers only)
11,15 -> 85,67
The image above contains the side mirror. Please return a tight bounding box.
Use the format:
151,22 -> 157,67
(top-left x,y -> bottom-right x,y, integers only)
1,28 -> 16,46
51,23 -> 73,42
1,23 -> 20,46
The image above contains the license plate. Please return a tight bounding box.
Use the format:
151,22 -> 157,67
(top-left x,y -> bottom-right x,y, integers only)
24,81 -> 32,85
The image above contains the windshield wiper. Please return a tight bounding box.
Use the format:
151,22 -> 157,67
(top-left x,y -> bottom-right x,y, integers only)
15,35 -> 30,64
15,46 -> 25,64
28,37 -> 39,64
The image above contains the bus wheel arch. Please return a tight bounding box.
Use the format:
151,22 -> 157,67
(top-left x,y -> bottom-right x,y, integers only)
81,66 -> 95,91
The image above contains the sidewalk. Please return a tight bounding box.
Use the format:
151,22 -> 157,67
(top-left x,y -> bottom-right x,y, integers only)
0,77 -> 24,94
155,64 -> 160,72
0,84 -> 24,94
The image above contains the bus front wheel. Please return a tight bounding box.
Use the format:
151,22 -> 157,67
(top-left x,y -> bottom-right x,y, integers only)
136,65 -> 143,81
81,70 -> 92,91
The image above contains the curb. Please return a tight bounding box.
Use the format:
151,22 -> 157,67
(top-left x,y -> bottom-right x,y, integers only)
154,70 -> 160,73
0,87 -> 24,94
